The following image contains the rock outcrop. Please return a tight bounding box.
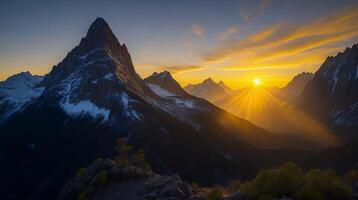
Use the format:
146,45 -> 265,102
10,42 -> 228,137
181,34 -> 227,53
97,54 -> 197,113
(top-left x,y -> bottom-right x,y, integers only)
59,159 -> 232,200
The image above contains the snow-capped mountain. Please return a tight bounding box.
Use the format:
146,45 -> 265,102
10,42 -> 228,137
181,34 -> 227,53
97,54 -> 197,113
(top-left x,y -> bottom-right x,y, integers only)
0,71 -> 44,122
300,43 -> 358,136
184,78 -> 234,102
0,18 -> 315,199
144,71 -> 189,98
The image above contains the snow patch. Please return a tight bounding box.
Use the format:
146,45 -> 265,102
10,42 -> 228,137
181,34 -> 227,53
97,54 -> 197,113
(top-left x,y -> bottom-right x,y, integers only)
104,73 -> 114,80
60,100 -> 110,121
146,83 -> 175,98
214,148 -> 232,160
119,92 -> 142,120
331,102 -> 358,127
174,98 -> 194,108
331,61 -> 342,96
78,48 -> 104,60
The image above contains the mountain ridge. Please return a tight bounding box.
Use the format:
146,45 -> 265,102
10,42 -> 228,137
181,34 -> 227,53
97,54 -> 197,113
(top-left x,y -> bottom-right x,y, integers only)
184,78 -> 234,102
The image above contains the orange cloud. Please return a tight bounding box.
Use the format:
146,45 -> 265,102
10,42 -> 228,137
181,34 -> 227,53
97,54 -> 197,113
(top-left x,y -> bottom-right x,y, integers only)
158,65 -> 205,74
204,7 -> 358,72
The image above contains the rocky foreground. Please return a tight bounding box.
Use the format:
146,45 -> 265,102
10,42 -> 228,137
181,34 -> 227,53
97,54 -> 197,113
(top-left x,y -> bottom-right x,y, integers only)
58,158 -> 245,200
59,158 -> 358,200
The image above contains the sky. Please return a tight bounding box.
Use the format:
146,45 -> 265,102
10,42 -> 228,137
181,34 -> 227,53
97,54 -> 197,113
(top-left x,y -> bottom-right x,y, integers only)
0,0 -> 358,89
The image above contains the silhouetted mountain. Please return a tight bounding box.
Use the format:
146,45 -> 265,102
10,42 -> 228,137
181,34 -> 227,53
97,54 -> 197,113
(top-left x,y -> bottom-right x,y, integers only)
300,43 -> 358,138
184,78 -> 234,102
282,72 -> 314,97
0,17 -> 311,200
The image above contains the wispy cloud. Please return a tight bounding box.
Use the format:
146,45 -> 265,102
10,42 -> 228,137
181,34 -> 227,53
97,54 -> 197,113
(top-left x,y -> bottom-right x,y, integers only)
239,0 -> 277,22
158,65 -> 205,74
190,24 -> 204,38
216,26 -> 240,41
204,8 -> 358,70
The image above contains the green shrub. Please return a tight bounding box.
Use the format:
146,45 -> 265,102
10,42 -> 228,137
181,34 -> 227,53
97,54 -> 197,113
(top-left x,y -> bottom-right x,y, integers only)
225,179 -> 241,193
114,138 -> 132,157
114,155 -> 130,167
190,182 -> 200,189
345,170 -> 358,182
130,149 -> 151,172
306,169 -> 351,200
207,185 -> 224,200
295,184 -> 324,200
76,186 -> 95,200
113,138 -> 152,172
95,171 -> 109,187
76,168 -> 87,178
258,194 -> 275,200
244,162 -> 352,200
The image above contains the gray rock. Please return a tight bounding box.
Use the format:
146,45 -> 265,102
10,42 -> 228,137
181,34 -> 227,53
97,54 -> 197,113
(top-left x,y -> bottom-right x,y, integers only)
159,182 -> 186,199
146,175 -> 174,188
58,159 -> 211,200
187,193 -> 207,200
58,158 -> 115,200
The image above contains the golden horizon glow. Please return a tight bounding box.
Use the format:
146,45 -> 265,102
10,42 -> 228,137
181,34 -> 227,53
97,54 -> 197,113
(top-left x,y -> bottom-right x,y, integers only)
216,86 -> 340,147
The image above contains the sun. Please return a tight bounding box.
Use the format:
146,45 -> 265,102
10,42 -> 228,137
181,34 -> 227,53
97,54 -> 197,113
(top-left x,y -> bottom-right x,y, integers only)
253,78 -> 261,86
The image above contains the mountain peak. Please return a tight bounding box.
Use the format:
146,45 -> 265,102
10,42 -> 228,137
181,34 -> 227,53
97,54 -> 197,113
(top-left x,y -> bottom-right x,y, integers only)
203,77 -> 215,85
80,17 -> 121,51
39,17 -> 147,104
149,71 -> 174,81
144,71 -> 189,97
90,17 -> 109,29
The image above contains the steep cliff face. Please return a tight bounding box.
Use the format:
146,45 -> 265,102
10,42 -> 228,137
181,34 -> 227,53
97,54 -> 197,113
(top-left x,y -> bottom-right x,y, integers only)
300,44 -> 358,132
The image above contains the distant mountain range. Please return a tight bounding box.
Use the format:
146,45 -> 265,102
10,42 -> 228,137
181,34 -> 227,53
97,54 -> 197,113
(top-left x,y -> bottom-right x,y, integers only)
184,78 -> 235,102
0,18 -> 314,200
189,73 -> 320,139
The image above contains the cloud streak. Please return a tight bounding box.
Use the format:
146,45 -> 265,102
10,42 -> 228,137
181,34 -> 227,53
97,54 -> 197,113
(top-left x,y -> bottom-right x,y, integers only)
216,26 -> 240,40
190,24 -> 204,38
204,8 -> 358,71
158,65 -> 205,74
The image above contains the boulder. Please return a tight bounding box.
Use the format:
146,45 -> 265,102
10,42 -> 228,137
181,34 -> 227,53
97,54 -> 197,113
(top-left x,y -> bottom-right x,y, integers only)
159,182 -> 186,199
